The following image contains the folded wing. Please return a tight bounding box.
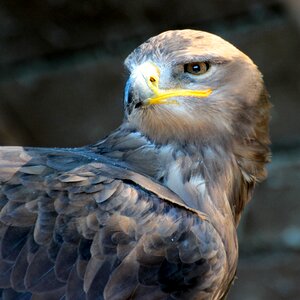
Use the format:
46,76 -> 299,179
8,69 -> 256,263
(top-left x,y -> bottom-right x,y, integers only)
0,147 -> 226,300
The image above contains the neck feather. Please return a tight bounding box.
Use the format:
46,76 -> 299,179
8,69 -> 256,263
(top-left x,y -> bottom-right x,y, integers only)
91,125 -> 244,225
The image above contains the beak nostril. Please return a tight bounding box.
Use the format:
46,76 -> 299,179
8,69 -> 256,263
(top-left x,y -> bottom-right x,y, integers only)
149,76 -> 156,83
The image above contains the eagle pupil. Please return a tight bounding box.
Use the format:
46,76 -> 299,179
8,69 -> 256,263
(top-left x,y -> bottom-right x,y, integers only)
192,64 -> 201,72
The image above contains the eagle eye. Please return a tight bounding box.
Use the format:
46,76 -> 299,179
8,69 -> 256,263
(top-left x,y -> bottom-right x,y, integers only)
184,62 -> 209,75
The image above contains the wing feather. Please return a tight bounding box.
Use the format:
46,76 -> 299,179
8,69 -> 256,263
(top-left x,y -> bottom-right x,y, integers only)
0,146 -> 227,299
66,264 -> 85,300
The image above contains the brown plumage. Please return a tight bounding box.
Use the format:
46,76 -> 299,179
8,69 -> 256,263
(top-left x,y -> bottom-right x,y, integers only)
0,30 -> 270,299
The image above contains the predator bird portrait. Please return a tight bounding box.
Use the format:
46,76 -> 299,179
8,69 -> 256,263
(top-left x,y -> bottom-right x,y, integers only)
0,30 -> 270,300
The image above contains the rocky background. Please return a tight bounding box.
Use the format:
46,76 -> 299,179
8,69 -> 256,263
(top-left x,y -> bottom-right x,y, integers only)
0,0 -> 299,299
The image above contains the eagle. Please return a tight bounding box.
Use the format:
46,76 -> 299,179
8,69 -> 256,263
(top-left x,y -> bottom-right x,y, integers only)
0,30 -> 270,300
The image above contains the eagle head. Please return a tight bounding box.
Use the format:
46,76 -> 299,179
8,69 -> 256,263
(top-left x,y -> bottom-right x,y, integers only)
123,29 -> 269,147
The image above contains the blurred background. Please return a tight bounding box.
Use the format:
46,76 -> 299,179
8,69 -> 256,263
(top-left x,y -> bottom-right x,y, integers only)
0,0 -> 299,299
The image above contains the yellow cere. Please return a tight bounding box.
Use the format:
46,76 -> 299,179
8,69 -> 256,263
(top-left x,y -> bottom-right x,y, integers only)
146,88 -> 212,105
141,62 -> 212,106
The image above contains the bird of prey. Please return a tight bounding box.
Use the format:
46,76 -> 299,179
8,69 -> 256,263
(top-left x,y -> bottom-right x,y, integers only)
0,29 -> 270,300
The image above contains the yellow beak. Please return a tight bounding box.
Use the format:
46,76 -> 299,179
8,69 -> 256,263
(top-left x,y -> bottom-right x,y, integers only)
126,62 -> 212,110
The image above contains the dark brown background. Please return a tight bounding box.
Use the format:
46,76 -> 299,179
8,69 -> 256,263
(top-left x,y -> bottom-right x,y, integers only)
0,1 -> 299,299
